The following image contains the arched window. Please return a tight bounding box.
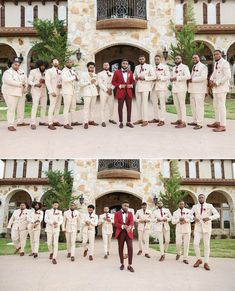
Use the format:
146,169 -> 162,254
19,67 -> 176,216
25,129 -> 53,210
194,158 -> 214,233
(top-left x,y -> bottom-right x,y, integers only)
54,5 -> 58,21
33,5 -> 38,20
25,6 -> 33,27
174,3 -> 184,25
207,3 -> 216,24
0,5 -> 5,27
20,5 -> 25,27
163,160 -> 170,178
203,2 -> 208,24
214,160 -> 222,179
58,5 -> 67,22
216,3 -> 220,24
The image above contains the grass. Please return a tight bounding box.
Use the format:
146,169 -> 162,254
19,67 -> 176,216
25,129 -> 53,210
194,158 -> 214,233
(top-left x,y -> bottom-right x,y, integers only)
166,97 -> 235,120
150,239 -> 235,259
0,238 -> 81,256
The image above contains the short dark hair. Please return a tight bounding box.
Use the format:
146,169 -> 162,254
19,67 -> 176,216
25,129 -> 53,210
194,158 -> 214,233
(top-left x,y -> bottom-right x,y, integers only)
138,55 -> 145,59
122,200 -> 129,205
192,54 -> 200,58
31,201 -> 42,209
121,59 -> 129,63
88,204 -> 95,209
51,58 -> 58,63
155,54 -> 161,58
52,201 -> 59,204
20,202 -> 26,206
35,60 -> 45,68
198,193 -> 205,197
214,49 -> 222,54
142,202 -> 147,206
87,61 -> 95,68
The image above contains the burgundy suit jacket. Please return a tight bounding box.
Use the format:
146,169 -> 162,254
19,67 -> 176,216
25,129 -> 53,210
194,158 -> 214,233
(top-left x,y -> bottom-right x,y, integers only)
114,210 -> 134,239
112,69 -> 134,99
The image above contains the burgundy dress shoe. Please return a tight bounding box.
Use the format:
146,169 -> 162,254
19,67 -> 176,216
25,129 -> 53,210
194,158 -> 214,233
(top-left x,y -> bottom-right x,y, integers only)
89,255 -> 93,261
149,118 -> 159,123
64,124 -> 73,130
204,263 -> 210,271
20,252 -> 25,256
158,121 -> 165,126
104,254 -> 108,259
53,122 -> 63,127
83,249 -> 88,257
183,259 -> 189,264
29,253 -> 34,256
145,254 -> 151,258
71,256 -> 75,262
133,120 -> 143,125
126,122 -> 134,128
88,121 -> 99,126
101,122 -> 106,127
141,121 -> 148,127
119,123 -> 123,129
193,125 -> 203,130
48,124 -> 56,130
127,266 -> 135,272
39,122 -> 48,126
8,126 -> 16,131
67,253 -> 71,258
175,122 -> 186,128
109,119 -> 117,124
31,124 -> 36,130
52,259 -> 57,264
49,253 -> 53,260
213,126 -> 226,132
207,122 -> 220,128
137,250 -> 142,255
159,255 -> 165,262
193,259 -> 202,267
17,122 -> 29,126
84,123 -> 88,129
176,254 -> 180,260
120,264 -> 125,270
71,122 -> 82,126
171,120 -> 181,125
34,253 -> 38,258
187,122 -> 197,126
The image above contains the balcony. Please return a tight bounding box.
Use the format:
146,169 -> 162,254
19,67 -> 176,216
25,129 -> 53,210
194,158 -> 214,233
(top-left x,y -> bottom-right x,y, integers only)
96,0 -> 147,30
97,159 -> 140,179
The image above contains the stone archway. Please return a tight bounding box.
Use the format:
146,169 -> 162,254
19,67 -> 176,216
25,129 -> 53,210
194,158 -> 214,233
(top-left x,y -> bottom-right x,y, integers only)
0,43 -> 17,73
195,40 -> 214,77
182,189 -> 197,208
95,44 -> 150,73
227,43 -> 235,86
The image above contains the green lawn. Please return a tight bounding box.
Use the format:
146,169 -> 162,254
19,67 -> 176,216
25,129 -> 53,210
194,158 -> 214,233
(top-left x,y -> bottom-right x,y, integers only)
166,97 -> 235,120
0,238 -> 80,256
150,239 -> 235,259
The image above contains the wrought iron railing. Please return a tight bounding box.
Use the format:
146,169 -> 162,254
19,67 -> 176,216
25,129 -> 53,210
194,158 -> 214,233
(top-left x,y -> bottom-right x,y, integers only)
97,0 -> 147,21
98,159 -> 140,172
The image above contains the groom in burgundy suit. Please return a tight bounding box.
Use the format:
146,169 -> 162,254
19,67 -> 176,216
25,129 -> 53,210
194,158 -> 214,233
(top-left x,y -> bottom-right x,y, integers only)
114,200 -> 135,272
112,59 -> 135,129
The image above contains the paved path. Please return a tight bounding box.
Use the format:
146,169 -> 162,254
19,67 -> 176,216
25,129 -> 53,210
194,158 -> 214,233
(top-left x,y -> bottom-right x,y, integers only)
0,100 -> 235,159
0,240 -> 234,291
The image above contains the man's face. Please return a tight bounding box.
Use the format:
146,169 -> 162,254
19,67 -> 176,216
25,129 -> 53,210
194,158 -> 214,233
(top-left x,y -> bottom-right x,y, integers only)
53,203 -> 59,209
179,201 -> 185,209
20,203 -> 26,210
12,63 -> 20,71
175,56 -> 182,65
66,60 -> 73,69
139,56 -> 145,65
155,57 -> 161,65
104,207 -> 109,213
103,62 -> 110,71
192,55 -> 200,64
70,203 -> 76,210
157,201 -> 163,209
121,61 -> 129,70
122,202 -> 129,212
35,203 -> 40,210
88,207 -> 94,214
39,65 -> 46,72
214,51 -> 221,61
142,204 -> 147,211
88,65 -> 95,73
52,59 -> 59,67
198,195 -> 205,204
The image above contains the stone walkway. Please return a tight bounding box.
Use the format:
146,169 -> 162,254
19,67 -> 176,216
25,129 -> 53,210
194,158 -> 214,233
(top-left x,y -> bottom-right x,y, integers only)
0,239 -> 234,291
0,100 -> 235,159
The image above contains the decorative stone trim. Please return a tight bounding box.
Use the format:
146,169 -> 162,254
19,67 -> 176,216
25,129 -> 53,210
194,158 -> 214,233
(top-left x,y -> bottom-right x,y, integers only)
97,169 -> 141,179
96,18 -> 148,30
176,24 -> 235,34
0,178 -> 48,185
180,178 -> 235,186
0,26 -> 67,37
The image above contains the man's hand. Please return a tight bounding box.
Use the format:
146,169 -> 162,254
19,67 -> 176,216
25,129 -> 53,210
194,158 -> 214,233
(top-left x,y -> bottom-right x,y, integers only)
157,218 -> 162,222
91,79 -> 96,84
194,217 -> 200,223
120,84 -> 126,89
53,223 -> 58,228
163,218 -> 167,222
203,217 -> 210,222
188,78 -> 192,83
170,77 -> 177,82
138,76 -> 145,81
57,84 -> 62,89
51,92 -> 56,97
127,84 -> 133,89
35,83 -> 42,88
107,88 -> 112,95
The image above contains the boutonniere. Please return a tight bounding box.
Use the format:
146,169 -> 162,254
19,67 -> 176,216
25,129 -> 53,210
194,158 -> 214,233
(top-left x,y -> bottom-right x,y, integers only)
182,212 -> 185,215
55,213 -> 59,215
203,208 -> 206,211
157,68 -> 163,71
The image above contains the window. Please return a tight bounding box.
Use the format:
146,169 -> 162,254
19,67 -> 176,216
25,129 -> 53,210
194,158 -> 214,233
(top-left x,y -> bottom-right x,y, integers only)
25,6 -> 33,27
58,5 -> 67,22
33,5 -> 38,21
174,3 -> 184,25
163,161 -> 170,178
20,5 -> 25,27
216,3 -> 220,24
189,161 -> 197,178
207,3 -> 216,24
214,160 -> 222,179
16,160 -> 24,178
0,5 -> 5,27
212,202 -> 230,229
41,161 -> 49,178
54,5 -> 58,21
203,3 -> 208,24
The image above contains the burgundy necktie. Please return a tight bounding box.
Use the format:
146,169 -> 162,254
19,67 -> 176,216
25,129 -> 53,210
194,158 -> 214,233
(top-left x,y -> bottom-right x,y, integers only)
140,65 -> 144,73
181,209 -> 183,216
19,210 -> 23,217
215,62 -> 218,70
160,208 -> 163,217
71,210 -> 74,218
200,204 -> 203,215
193,65 -> 196,72
175,66 -> 178,74
53,209 -> 56,215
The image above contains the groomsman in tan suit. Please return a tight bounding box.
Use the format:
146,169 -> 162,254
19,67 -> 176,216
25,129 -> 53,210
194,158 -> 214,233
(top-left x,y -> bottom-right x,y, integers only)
62,202 -> 80,261
80,62 -> 99,129
188,54 -> 208,130
208,50 -> 231,132
172,201 -> 193,264
191,194 -> 220,270
82,204 -> 98,261
98,62 -> 117,127
98,206 -> 114,259
44,201 -> 63,264
170,55 -> 191,128
7,202 -> 29,256
45,58 -> 63,130
150,55 -> 170,126
61,59 -> 82,129
1,58 -> 29,131
134,55 -> 155,127
28,60 -> 48,130
152,201 -> 172,261
135,202 -> 152,258
27,201 -> 43,258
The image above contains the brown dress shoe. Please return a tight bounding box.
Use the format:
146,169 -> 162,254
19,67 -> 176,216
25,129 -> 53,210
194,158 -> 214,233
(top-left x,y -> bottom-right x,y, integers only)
101,122 -> 106,127
64,124 -> 73,130
34,253 -> 38,258
213,126 -> 226,132
158,121 -> 165,126
204,263 -> 210,271
193,259 -> 203,267
127,266 -> 135,272
149,118 -> 159,123
71,256 -> 75,262
145,254 -> 151,258
39,122 -> 48,126
126,122 -> 134,128
29,253 -> 34,256
171,120 -> 181,125
120,264 -> 125,270
83,249 -> 88,257
141,121 -> 148,127
14,247 -> 21,254
17,122 -> 29,126
207,122 -> 220,128
183,259 -> 189,264
89,255 -> 93,261
53,122 -> 63,127
187,122 -> 197,126
52,259 -> 57,264
109,119 -> 117,124
48,124 -> 56,130
20,252 -> 25,256
84,123 -> 88,129
71,122 -> 82,126
159,255 -> 165,262
119,123 -> 123,129
175,122 -> 186,128
133,120 -> 143,125
67,253 -> 71,258
89,121 -> 99,126
193,125 -> 203,130
137,250 -> 142,255
176,254 -> 180,260
31,124 -> 36,130
8,126 -> 16,131
49,253 -> 53,260
104,254 -> 108,259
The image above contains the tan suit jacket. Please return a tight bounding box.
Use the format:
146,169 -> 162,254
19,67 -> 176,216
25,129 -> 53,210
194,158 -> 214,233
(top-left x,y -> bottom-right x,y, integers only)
135,209 -> 152,231
45,67 -> 62,95
28,68 -> 47,97
7,209 -> 29,231
61,67 -> 78,95
27,209 -> 44,231
62,209 -> 80,233
152,208 -> 172,231
172,63 -> 191,93
44,209 -> 63,233
172,208 -> 193,234
210,58 -> 231,93
97,70 -> 114,96
134,63 -> 156,92
80,72 -> 98,97
1,68 -> 26,97
82,213 -> 98,232
188,62 -> 208,94
98,213 -> 114,235
153,63 -> 170,91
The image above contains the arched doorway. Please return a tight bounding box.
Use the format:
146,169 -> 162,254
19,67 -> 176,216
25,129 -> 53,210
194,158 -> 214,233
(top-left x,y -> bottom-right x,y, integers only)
227,43 -> 235,86
0,44 -> 17,72
182,190 -> 197,208
206,190 -> 232,233
196,41 -> 214,77
95,44 -> 150,73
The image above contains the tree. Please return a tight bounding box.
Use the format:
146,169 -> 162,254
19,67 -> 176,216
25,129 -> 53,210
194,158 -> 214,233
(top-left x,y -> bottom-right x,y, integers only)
159,160 -> 185,242
32,19 -> 75,66
43,170 -> 79,212
169,0 -> 203,70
